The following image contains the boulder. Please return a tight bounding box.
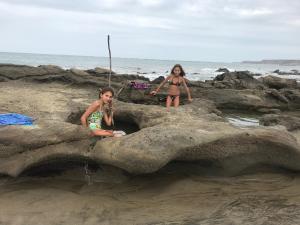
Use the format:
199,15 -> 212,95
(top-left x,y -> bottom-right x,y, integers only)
259,75 -> 297,89
213,71 -> 264,89
197,89 -> 280,111
70,68 -> 90,76
260,114 -> 300,131
273,69 -> 300,75
0,64 -> 63,79
37,65 -> 64,74
151,76 -> 165,84
280,89 -> 300,109
93,67 -> 115,75
216,68 -> 230,73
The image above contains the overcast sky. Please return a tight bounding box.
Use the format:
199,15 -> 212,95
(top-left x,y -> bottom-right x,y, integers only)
0,0 -> 299,62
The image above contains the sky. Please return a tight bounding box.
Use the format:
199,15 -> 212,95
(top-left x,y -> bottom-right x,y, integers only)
0,0 -> 300,62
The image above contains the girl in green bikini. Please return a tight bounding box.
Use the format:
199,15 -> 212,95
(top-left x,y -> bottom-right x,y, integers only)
81,87 -> 116,137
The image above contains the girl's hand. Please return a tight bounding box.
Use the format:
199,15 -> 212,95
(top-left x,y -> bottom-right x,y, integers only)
150,90 -> 157,95
106,130 -> 114,136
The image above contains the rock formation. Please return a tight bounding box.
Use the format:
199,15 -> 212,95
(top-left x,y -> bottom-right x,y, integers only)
0,64 -> 300,177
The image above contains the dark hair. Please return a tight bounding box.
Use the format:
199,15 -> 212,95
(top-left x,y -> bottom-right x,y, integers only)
171,64 -> 185,77
99,87 -> 114,98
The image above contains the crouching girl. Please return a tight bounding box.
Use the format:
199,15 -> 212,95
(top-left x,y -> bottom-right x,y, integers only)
81,87 -> 116,137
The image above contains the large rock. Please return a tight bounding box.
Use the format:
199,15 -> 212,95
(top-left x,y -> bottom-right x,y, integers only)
0,64 -> 64,80
69,68 -> 90,76
0,63 -> 124,89
213,71 -> 264,89
273,69 -> 300,75
1,79 -> 300,177
1,66 -> 300,177
216,68 -> 230,73
195,89 -> 283,110
280,89 -> 300,109
259,75 -> 297,89
260,114 -> 300,131
151,76 -> 165,84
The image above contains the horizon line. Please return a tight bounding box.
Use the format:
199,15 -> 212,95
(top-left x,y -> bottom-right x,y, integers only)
1,51 -> 299,64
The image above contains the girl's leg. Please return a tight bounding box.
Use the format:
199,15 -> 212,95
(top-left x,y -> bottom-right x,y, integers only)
166,96 -> 172,109
174,96 -> 180,107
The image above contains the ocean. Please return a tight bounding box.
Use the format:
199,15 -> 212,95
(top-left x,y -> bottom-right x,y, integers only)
1,52 -> 300,81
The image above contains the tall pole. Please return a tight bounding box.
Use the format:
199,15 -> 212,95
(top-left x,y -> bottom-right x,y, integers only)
107,35 -> 112,87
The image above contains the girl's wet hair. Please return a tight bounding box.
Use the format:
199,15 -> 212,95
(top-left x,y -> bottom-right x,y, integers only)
171,64 -> 185,77
99,87 -> 115,98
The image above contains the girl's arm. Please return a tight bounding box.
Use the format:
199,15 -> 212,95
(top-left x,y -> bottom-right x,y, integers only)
151,75 -> 172,95
182,78 -> 193,102
92,129 -> 114,137
103,111 -> 113,126
80,101 -> 100,127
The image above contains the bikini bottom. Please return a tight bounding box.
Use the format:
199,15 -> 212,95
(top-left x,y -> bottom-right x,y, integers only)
168,95 -> 179,101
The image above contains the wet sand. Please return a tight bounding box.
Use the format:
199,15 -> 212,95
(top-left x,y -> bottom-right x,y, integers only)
0,163 -> 299,225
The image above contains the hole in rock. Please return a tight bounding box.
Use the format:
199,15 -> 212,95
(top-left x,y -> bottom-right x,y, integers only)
66,110 -> 140,134
20,157 -> 99,177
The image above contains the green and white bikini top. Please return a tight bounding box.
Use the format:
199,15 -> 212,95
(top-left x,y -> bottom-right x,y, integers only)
88,108 -> 104,128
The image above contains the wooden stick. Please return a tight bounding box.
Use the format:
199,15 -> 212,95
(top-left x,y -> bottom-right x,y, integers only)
107,35 -> 112,87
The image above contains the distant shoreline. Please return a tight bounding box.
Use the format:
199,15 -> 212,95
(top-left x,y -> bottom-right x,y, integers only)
242,60 -> 300,66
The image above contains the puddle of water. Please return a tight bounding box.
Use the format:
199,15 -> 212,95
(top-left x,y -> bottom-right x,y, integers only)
223,111 -> 261,128
226,115 -> 260,128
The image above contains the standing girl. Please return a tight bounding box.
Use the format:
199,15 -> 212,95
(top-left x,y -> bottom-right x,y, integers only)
151,64 -> 192,108
81,87 -> 115,137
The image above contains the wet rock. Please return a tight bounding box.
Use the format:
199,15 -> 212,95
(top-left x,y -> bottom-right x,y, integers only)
216,68 -> 229,73
273,69 -> 300,75
260,114 -> 300,131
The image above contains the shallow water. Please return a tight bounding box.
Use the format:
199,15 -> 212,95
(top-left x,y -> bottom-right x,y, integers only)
224,112 -> 261,128
0,163 -> 299,225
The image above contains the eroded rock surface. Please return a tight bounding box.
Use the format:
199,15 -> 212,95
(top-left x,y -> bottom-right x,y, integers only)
0,66 -> 300,177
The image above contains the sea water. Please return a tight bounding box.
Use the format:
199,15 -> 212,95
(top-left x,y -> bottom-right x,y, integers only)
1,51 -> 300,81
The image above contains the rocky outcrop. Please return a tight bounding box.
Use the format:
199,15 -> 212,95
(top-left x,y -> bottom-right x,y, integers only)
260,114 -> 300,131
216,68 -> 230,73
0,64 -> 300,177
0,64 -> 64,79
193,88 -> 289,111
213,71 -> 264,89
151,76 -> 165,84
85,67 -> 149,83
259,75 -> 298,89
273,69 -> 300,75
1,64 -> 300,113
